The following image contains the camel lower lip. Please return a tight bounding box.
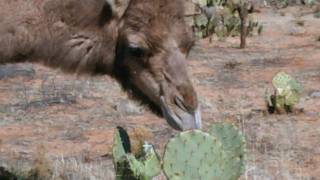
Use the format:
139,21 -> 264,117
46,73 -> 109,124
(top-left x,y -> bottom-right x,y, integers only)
160,96 -> 201,130
160,96 -> 183,130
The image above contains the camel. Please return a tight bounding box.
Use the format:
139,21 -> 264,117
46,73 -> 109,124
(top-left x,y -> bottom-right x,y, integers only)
0,0 -> 201,130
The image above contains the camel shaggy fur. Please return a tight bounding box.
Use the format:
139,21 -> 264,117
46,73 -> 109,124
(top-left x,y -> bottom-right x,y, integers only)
0,0 -> 201,130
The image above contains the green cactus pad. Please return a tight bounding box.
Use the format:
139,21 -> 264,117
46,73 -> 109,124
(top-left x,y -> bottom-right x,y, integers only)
163,130 -> 227,180
112,127 -> 161,180
208,123 -> 246,180
112,127 -> 129,165
272,72 -> 303,96
126,146 -> 161,180
112,127 -> 133,180
272,72 -> 303,108
194,14 -> 209,27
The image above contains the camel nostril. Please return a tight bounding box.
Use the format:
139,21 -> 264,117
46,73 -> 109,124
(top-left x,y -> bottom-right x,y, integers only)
183,91 -> 198,110
177,84 -> 198,111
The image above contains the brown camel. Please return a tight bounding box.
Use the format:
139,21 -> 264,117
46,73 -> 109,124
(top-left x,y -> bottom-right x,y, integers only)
0,0 -> 201,130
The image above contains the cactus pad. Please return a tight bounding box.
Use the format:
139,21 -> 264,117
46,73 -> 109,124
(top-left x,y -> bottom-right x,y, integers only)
208,123 -> 246,180
112,127 -> 130,165
272,72 -> 303,111
268,72 -> 303,113
163,130 -> 227,180
112,127 -> 161,180
126,146 -> 161,180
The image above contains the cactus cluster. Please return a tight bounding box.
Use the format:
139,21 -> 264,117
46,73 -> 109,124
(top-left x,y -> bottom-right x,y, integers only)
112,127 -> 161,180
112,123 -> 246,180
266,72 -> 303,113
192,0 -> 262,39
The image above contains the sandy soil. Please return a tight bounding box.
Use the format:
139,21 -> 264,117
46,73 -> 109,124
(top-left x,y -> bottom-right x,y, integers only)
0,6 -> 320,180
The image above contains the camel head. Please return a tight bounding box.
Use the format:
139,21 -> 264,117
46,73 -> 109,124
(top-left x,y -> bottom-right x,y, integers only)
0,0 -> 201,131
112,0 -> 201,131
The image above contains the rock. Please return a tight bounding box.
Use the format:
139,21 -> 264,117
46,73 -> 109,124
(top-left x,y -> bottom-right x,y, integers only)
310,91 -> 320,98
0,64 -> 35,79
288,26 -> 306,36
114,99 -> 143,115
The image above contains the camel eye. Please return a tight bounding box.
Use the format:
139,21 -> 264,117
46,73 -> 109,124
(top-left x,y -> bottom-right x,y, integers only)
127,44 -> 146,58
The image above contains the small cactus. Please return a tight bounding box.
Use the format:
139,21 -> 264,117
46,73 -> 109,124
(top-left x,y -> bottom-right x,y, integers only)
266,72 -> 303,113
163,130 -> 228,180
272,72 -> 303,105
112,127 -> 161,180
208,123 -> 246,180
126,143 -> 161,180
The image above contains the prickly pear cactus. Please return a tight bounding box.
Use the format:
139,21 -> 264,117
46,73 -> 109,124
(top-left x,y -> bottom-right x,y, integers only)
126,146 -> 161,180
273,72 -> 303,105
163,130 -> 228,180
192,0 -> 262,38
208,123 -> 246,180
269,72 -> 303,112
113,127 -> 129,164
112,127 -> 161,180
113,127 -> 134,180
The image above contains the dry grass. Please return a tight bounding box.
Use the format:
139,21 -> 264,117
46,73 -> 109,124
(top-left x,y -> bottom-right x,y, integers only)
1,155 -> 115,180
51,157 -> 114,180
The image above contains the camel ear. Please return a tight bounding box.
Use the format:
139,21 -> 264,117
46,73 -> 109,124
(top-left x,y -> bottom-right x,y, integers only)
107,0 -> 130,18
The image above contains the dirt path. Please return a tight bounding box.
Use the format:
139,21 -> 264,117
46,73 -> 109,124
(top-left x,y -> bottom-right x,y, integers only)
0,6 -> 319,179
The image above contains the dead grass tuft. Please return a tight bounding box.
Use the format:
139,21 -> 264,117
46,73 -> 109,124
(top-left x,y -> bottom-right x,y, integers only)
51,157 -> 114,180
30,144 -> 52,179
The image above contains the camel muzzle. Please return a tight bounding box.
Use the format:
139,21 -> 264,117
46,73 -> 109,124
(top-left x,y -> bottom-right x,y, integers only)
160,96 -> 201,131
